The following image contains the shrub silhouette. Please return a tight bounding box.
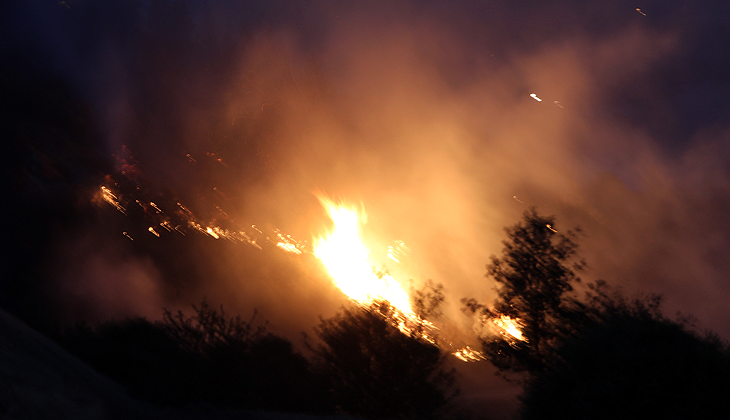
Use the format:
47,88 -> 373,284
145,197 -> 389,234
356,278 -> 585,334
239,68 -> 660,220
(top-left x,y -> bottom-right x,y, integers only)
311,301 -> 457,420
59,316 -> 202,405
59,301 -> 325,412
521,299 -> 730,420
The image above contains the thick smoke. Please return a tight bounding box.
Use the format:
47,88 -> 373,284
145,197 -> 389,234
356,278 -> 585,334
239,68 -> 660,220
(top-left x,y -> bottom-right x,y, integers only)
3,0 -> 730,343
52,230 -> 164,323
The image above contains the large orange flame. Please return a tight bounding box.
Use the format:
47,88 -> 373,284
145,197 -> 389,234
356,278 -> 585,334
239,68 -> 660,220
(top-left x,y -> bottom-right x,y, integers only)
312,196 -> 488,361
313,196 -> 414,317
494,314 -> 526,342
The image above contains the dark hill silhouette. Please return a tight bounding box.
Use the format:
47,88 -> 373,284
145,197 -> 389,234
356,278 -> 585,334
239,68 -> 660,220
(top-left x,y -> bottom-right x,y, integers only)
0,307 -> 354,420
0,307 -> 142,419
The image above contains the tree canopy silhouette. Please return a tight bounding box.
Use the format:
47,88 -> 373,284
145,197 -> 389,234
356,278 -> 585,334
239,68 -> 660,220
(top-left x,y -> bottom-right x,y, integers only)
463,207 -> 586,376
520,285 -> 730,420
463,209 -> 730,418
311,301 -> 458,420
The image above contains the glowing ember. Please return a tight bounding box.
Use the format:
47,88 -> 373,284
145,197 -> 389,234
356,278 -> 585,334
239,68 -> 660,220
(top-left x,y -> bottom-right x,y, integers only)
277,242 -> 302,254
99,186 -> 127,215
95,147 -> 311,254
387,240 -> 409,264
387,247 -> 400,263
313,196 -> 414,317
453,346 -> 486,362
275,230 -> 303,254
494,315 -> 526,342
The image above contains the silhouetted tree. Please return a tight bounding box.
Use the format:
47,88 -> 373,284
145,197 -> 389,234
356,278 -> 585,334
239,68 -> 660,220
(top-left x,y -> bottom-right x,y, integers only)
411,279 -> 445,320
311,301 -> 458,420
462,207 -> 586,376
463,210 -> 730,418
161,300 -> 267,355
521,286 -> 730,419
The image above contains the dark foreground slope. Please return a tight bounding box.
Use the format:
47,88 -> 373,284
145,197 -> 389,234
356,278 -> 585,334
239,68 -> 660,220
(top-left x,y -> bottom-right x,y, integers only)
0,308 -> 140,419
0,308 -> 352,420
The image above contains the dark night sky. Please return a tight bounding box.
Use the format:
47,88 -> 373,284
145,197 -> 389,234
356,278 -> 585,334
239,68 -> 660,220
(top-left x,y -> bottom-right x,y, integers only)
2,1 -> 730,402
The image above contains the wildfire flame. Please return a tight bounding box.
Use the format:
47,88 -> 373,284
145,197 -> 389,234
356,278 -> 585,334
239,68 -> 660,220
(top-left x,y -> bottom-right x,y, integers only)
494,314 -> 526,342
94,150 -> 493,362
313,197 -> 415,317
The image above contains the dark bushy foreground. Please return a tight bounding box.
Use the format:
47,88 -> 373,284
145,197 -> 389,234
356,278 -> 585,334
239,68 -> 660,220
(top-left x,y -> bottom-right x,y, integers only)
58,302 -> 327,413
518,285 -> 730,419
58,300 -> 458,419
521,310 -> 730,420
311,302 -> 458,420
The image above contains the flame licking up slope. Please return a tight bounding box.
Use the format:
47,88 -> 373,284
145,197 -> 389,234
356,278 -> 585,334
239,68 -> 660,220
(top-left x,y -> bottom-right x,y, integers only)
313,197 -> 414,317
312,196 -> 511,361
494,314 -> 527,343
94,152 -> 496,361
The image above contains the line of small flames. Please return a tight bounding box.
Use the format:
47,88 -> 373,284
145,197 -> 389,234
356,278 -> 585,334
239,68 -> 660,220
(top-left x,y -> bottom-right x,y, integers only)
97,184 -> 302,252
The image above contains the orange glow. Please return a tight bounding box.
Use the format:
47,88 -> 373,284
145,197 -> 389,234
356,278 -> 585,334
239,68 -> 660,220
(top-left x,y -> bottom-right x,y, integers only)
313,196 -> 414,317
